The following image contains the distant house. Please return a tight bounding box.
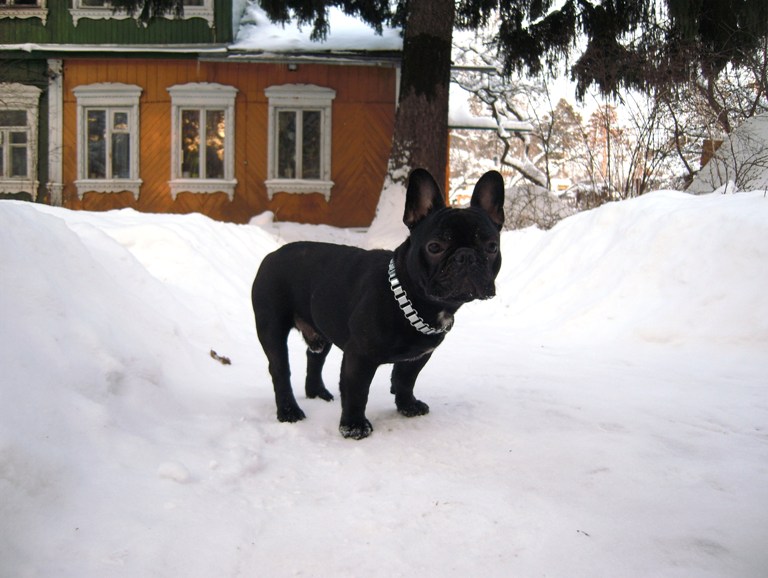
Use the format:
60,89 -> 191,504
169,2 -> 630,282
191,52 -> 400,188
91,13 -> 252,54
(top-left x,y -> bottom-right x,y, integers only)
688,113 -> 768,194
1,1 -> 402,227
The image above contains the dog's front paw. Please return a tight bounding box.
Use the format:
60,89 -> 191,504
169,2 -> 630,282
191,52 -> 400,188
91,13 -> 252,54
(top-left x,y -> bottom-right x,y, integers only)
277,404 -> 306,423
339,419 -> 373,440
397,399 -> 430,417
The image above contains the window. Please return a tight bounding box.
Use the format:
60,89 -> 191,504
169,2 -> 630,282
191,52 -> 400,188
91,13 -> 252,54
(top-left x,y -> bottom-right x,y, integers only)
73,83 -> 142,199
0,0 -> 47,24
265,84 -> 335,200
0,83 -> 41,198
168,82 -> 237,200
1,111 -> 30,177
70,0 -> 212,27
84,109 -> 131,179
276,110 -> 322,179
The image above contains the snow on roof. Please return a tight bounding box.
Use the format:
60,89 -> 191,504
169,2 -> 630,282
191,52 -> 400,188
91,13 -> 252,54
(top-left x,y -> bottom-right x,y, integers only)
231,2 -> 402,54
231,6 -> 526,131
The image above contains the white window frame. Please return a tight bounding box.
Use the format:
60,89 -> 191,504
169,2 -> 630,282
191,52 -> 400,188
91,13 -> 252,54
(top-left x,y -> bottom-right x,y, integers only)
265,84 -> 335,201
69,0 -> 213,27
0,83 -> 41,198
0,0 -> 47,24
73,83 -> 142,200
168,82 -> 237,200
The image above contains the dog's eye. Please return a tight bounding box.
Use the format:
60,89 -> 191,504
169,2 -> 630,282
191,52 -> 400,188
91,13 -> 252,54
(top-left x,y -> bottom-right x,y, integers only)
485,241 -> 499,254
427,242 -> 445,255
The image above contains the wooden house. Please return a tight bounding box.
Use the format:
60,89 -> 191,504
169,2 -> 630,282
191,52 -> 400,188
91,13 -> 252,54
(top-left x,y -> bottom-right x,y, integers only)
0,1 -> 402,227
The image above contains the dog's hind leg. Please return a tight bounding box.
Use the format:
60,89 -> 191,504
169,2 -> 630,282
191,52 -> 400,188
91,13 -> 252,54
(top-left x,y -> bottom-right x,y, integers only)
256,317 -> 305,423
305,341 -> 334,401
295,317 -> 334,402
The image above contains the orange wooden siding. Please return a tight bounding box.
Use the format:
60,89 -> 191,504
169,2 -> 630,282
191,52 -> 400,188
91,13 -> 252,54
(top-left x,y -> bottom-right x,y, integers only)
60,58 -> 397,226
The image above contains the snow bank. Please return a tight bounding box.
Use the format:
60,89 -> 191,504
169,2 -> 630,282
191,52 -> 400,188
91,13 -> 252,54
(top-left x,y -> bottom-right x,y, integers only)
495,190 -> 768,346
1,192 -> 767,577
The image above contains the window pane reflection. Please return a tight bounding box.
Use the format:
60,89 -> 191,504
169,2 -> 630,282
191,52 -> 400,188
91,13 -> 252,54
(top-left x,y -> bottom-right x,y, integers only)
180,108 -> 226,179
10,131 -> 27,177
181,109 -> 200,178
277,110 -> 296,179
302,110 -> 321,179
111,133 -> 129,178
205,109 -> 225,179
87,110 -> 106,179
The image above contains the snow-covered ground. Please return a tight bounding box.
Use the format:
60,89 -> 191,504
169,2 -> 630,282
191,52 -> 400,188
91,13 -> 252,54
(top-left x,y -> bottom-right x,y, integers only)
1,190 -> 767,577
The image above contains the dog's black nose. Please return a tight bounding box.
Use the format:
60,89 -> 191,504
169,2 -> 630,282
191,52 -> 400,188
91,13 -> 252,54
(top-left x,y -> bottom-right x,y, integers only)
452,248 -> 477,266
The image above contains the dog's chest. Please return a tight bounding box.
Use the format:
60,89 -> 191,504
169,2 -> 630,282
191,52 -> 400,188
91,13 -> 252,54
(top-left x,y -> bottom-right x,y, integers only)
384,332 -> 444,362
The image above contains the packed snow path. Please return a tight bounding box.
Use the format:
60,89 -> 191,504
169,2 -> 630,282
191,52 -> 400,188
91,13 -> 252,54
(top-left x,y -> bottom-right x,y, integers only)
1,191 -> 766,577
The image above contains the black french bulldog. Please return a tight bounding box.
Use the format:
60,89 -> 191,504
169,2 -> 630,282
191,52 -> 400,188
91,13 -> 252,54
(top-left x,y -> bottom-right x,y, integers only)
251,168 -> 504,439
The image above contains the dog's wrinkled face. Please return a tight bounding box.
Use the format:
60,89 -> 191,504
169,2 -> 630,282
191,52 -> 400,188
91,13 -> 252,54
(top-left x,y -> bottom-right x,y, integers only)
408,208 -> 501,304
403,169 -> 505,307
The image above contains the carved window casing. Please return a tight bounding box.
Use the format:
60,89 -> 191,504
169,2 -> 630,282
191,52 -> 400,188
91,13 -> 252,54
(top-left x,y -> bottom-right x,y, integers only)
265,84 -> 335,200
73,83 -> 142,199
0,83 -> 41,198
168,82 -> 237,200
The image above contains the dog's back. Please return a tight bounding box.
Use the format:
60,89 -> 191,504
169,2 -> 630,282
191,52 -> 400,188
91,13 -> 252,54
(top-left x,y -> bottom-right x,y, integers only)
254,241 -> 370,296
252,241 -> 391,349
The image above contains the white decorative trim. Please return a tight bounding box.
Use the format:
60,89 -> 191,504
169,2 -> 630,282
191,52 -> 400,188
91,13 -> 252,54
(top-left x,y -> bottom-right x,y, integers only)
69,0 -> 213,27
168,82 -> 237,200
167,1 -> 213,27
73,83 -> 142,199
264,84 -> 336,200
73,82 -> 143,107
167,82 -> 238,106
264,84 -> 338,107
169,179 -> 237,200
47,59 -> 64,206
0,83 -> 41,199
0,8 -> 48,23
75,178 -> 142,200
0,179 -> 40,196
0,83 -> 42,108
70,8 -> 131,26
265,178 -> 334,200
0,1 -> 47,24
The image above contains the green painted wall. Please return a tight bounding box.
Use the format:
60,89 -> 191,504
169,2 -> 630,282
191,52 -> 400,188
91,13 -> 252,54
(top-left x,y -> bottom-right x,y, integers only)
0,0 -> 231,45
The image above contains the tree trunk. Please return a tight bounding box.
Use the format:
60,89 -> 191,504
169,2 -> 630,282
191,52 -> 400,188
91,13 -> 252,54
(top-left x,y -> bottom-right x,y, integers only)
388,0 -> 455,190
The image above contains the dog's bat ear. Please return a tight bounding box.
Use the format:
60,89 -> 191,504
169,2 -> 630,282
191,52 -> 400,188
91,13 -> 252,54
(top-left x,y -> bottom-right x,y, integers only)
471,171 -> 505,230
403,169 -> 446,229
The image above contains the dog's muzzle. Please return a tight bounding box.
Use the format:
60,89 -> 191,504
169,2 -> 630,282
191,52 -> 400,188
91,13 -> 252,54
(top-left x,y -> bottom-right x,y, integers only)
430,249 -> 496,303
